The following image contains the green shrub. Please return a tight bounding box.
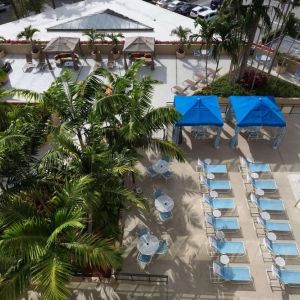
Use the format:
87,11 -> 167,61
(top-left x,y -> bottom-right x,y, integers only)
195,74 -> 300,98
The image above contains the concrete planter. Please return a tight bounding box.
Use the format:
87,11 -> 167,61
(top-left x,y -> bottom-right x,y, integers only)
32,50 -> 40,59
176,51 -> 185,59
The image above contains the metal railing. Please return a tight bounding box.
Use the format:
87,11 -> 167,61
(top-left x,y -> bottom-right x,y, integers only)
113,272 -> 168,284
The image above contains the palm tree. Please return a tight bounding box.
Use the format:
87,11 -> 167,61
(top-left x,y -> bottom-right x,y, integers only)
190,18 -> 216,85
106,33 -> 124,55
0,176 -> 122,300
17,25 -> 40,54
83,29 -> 106,55
171,26 -> 191,56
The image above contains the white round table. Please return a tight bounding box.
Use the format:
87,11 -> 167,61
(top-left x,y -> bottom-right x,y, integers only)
260,211 -> 271,221
152,159 -> 169,174
210,190 -> 218,198
251,172 -> 259,179
275,256 -> 286,267
155,195 -> 174,213
137,234 -> 160,256
267,232 -> 277,241
213,209 -> 222,218
204,158 -> 211,165
216,230 -> 225,240
207,173 -> 215,180
220,254 -> 230,265
256,188 -> 265,197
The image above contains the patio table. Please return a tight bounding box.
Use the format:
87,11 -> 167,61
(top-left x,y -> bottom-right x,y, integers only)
213,209 -> 222,218
256,188 -> 265,197
267,232 -> 277,241
210,190 -> 218,198
251,172 -> 259,179
207,173 -> 215,180
155,195 -> 174,213
220,254 -> 230,265
275,256 -> 286,267
152,159 -> 169,174
137,234 -> 159,255
261,211 -> 271,221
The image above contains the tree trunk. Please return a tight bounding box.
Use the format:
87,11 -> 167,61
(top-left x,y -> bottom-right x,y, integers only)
51,0 -> 56,9
9,0 -> 20,19
88,211 -> 93,233
237,17 -> 260,81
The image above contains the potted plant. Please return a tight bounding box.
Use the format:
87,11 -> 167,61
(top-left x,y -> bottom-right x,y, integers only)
106,33 -> 124,60
0,36 -> 6,59
276,52 -> 288,74
17,25 -> 40,59
0,69 -> 8,85
83,29 -> 105,61
171,26 -> 191,59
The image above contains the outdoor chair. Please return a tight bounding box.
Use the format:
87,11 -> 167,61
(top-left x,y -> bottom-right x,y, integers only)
153,188 -> 162,199
209,236 -> 245,256
171,85 -> 189,95
156,240 -> 168,254
206,214 -> 240,231
147,166 -> 158,178
183,78 -> 205,90
200,175 -> 231,192
136,227 -> 149,238
137,253 -> 152,267
263,237 -> 299,257
212,261 -> 252,283
203,193 -> 235,210
250,193 -> 285,212
272,264 -> 300,287
248,174 -> 277,192
197,159 -> 228,174
22,54 -> 34,72
240,157 -> 271,173
162,170 -> 172,180
257,217 -> 292,233
159,211 -> 172,222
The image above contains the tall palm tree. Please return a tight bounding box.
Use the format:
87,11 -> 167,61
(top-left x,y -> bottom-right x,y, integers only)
106,33 -> 124,54
190,18 -> 216,85
171,25 -> 191,54
17,25 -> 40,53
0,176 -> 122,300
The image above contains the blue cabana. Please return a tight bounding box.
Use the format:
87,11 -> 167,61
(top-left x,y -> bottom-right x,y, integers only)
174,95 -> 223,148
226,96 -> 286,149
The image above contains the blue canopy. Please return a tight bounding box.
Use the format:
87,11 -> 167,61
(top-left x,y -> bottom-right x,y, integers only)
229,96 -> 286,127
174,95 -> 223,127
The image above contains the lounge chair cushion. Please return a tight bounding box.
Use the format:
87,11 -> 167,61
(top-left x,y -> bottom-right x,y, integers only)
215,241 -> 245,254
265,220 -> 291,232
271,242 -> 299,256
210,198 -> 235,210
279,269 -> 300,285
208,180 -> 231,190
205,164 -> 227,174
213,217 -> 240,230
258,199 -> 285,211
248,162 -> 271,173
253,179 -> 277,190
222,266 -> 251,281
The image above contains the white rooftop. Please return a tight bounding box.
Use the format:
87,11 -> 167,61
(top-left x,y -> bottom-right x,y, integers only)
0,0 -> 196,41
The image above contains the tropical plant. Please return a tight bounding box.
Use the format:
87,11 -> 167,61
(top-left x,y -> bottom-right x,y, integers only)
83,29 -> 105,54
0,69 -> 7,84
17,25 -> 40,53
0,176 -> 122,300
26,0 -> 46,13
276,52 -> 288,66
190,19 -> 215,85
171,25 -> 191,54
106,33 -> 124,54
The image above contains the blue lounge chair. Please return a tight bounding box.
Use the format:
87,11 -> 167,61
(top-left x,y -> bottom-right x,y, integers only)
137,253 -> 152,264
148,166 -> 158,178
198,159 -> 227,174
153,188 -> 162,199
159,211 -> 172,222
272,264 -> 300,287
257,217 -> 292,233
251,178 -> 277,191
263,237 -> 299,257
206,214 -> 240,231
212,261 -> 252,283
250,193 -> 285,212
136,228 -> 149,238
203,194 -> 235,210
240,157 -> 271,173
200,175 -> 231,191
156,240 -> 168,254
209,237 -> 245,255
